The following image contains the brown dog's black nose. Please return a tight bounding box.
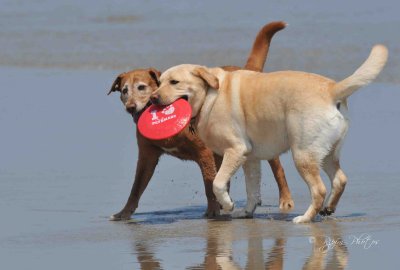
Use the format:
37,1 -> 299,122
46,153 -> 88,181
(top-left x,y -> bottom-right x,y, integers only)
150,94 -> 160,105
126,106 -> 136,115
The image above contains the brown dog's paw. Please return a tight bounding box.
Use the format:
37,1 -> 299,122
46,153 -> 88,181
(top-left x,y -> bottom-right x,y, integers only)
319,207 -> 335,216
279,197 -> 295,212
204,201 -> 221,218
109,210 -> 133,221
204,208 -> 220,218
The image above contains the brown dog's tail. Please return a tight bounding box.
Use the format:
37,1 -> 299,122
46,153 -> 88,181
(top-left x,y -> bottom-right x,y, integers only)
331,44 -> 388,101
244,21 -> 287,72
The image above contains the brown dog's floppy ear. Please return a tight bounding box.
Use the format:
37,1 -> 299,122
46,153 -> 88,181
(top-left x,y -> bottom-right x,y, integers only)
148,68 -> 161,87
107,74 -> 124,95
192,67 -> 219,89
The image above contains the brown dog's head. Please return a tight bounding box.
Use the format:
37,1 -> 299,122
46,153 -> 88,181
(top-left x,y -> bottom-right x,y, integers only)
150,64 -> 220,117
108,68 -> 161,120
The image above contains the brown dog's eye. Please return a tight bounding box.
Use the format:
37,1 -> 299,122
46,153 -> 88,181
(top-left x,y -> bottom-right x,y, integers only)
138,85 -> 146,91
170,80 -> 179,85
122,86 -> 128,94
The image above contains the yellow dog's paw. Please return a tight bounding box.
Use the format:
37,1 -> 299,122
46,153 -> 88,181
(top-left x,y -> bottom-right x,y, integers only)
292,215 -> 312,224
232,209 -> 254,219
220,199 -> 235,213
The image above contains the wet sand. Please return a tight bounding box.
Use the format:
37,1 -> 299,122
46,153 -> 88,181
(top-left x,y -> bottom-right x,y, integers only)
1,0 -> 400,269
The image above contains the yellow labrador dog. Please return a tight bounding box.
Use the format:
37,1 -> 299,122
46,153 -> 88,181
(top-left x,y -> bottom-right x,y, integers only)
151,44 -> 388,223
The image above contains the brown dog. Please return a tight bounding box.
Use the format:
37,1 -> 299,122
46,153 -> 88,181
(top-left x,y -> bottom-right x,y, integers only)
108,22 -> 294,221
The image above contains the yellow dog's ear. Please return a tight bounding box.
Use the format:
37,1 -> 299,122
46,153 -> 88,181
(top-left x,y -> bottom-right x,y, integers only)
107,73 -> 125,95
192,67 -> 219,89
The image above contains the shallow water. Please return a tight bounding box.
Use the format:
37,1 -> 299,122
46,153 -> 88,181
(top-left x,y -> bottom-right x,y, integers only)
1,0 -> 400,269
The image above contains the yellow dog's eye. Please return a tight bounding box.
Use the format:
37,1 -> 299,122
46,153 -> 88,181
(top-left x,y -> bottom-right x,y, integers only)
122,86 -> 128,94
170,80 -> 179,85
138,85 -> 146,91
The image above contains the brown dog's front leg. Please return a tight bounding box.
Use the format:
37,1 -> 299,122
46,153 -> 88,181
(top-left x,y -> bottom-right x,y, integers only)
196,150 -> 221,218
268,158 -> 294,212
110,144 -> 162,221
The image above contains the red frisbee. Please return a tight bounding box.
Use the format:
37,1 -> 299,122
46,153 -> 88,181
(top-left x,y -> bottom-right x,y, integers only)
138,99 -> 192,140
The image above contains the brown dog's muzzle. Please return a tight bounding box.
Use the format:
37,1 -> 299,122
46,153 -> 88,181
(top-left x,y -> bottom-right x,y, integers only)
126,105 -> 136,115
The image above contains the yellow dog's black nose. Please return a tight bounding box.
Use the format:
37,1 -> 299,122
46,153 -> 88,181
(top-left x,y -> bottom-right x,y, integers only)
150,94 -> 160,105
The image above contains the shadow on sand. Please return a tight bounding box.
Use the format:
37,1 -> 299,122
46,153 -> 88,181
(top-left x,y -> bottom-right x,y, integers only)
125,200 -> 366,225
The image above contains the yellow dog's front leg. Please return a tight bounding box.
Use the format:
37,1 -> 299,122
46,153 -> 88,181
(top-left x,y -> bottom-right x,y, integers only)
213,147 -> 248,212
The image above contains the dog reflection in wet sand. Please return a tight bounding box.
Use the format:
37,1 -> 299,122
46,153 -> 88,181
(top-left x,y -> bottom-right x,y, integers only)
107,22 -> 294,221
127,214 -> 349,270
304,223 -> 348,270
198,221 -> 285,270
187,221 -> 348,270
